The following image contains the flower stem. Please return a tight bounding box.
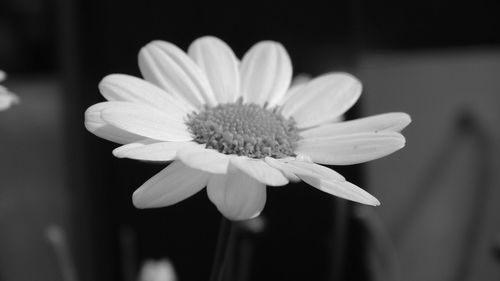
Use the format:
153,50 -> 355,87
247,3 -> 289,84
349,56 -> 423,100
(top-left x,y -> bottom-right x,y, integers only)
209,216 -> 235,281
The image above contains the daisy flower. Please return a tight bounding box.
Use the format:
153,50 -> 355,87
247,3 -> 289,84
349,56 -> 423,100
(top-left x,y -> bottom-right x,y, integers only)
85,36 -> 410,220
0,70 -> 20,111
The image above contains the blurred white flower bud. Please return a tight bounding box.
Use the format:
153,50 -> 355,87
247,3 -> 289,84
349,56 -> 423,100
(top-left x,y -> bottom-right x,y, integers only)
0,70 -> 20,111
137,259 -> 177,281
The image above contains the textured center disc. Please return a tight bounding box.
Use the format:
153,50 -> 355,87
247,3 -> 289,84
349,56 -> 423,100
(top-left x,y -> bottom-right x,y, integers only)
186,99 -> 300,159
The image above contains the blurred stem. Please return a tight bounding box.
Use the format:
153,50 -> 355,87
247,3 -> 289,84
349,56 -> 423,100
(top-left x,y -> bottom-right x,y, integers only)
209,217 -> 235,281
45,225 -> 79,281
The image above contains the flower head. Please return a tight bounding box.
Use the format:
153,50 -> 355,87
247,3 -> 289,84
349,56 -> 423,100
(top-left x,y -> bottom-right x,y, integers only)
85,36 -> 410,220
0,70 -> 20,111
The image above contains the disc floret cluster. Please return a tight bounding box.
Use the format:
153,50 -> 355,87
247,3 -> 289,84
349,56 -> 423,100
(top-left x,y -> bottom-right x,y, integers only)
186,98 -> 300,159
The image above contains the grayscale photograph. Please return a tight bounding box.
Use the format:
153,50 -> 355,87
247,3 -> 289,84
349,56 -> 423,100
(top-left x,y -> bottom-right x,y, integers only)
0,1 -> 499,281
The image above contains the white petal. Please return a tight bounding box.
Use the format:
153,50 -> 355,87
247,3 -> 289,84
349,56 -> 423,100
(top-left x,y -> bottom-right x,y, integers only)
138,40 -> 217,108
133,161 -> 209,208
308,180 -> 380,206
99,74 -> 195,114
277,74 -> 311,106
0,70 -> 5,81
100,101 -> 193,141
300,112 -> 412,139
188,36 -> 240,104
176,145 -> 231,174
230,157 -> 288,186
207,170 -> 267,221
268,158 -> 346,183
84,102 -> 144,144
264,157 -> 300,182
206,175 -> 226,212
265,157 -> 379,205
113,141 -> 198,161
295,131 -> 406,165
240,41 -> 292,107
281,73 -> 361,128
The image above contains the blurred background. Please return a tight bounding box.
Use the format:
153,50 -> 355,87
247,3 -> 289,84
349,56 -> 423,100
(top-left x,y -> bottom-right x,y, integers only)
1,0 -> 500,281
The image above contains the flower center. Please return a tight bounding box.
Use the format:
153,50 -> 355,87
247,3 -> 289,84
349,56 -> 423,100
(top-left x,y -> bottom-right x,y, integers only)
186,98 -> 300,159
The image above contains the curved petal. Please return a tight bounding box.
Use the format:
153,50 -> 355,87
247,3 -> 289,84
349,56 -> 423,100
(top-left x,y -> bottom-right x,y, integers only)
316,180 -> 380,206
300,112 -> 412,139
207,170 -> 267,221
264,157 -> 378,205
138,40 -> 217,108
277,74 -> 311,106
206,176 -> 227,215
263,157 -> 300,182
99,73 -> 195,114
132,161 -> 210,208
188,36 -> 240,103
230,157 -> 288,186
84,102 -> 145,144
295,131 -> 406,165
306,179 -> 380,206
240,41 -> 292,107
176,145 -> 231,174
100,101 -> 193,141
113,141 -> 198,161
281,73 -> 362,129
266,158 -> 345,182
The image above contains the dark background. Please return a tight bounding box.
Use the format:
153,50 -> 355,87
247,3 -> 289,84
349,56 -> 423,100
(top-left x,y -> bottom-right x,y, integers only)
1,0 -> 500,281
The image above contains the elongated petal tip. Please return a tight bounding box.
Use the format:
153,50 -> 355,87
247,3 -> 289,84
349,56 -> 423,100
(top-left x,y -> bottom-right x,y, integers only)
112,143 -> 144,158
318,180 -> 381,206
351,184 -> 381,206
392,112 -> 412,132
84,102 -> 148,144
360,196 -> 381,206
296,131 -> 407,165
132,190 -> 148,209
395,134 -> 407,150
385,134 -> 406,158
358,188 -> 381,206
